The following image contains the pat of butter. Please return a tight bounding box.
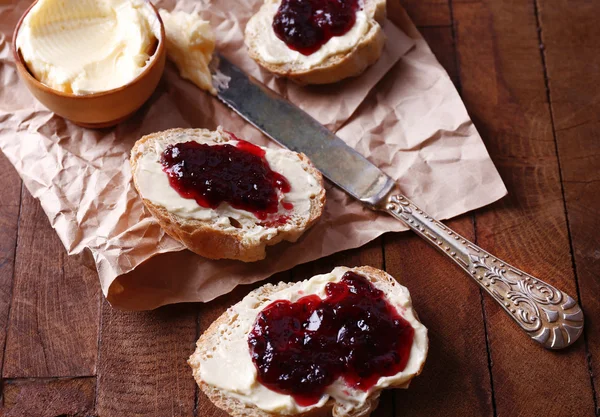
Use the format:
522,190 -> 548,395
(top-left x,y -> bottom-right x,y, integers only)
17,0 -> 161,95
159,9 -> 216,95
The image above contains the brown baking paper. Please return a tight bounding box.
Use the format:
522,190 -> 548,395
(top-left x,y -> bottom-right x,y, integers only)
0,0 -> 506,310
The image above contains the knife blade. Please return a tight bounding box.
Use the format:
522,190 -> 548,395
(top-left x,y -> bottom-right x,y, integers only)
213,55 -> 584,350
214,55 -> 395,207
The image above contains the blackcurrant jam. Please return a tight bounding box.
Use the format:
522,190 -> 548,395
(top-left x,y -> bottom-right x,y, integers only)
248,271 -> 415,406
160,139 -> 291,221
273,0 -> 361,55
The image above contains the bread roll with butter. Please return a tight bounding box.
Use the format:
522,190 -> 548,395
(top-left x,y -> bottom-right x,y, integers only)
189,266 -> 428,417
245,0 -> 386,85
130,128 -> 325,262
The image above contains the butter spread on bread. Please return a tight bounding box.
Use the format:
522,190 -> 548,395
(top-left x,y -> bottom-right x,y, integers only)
245,0 -> 387,85
130,127 -> 325,262
248,1 -> 370,69
189,266 -> 428,417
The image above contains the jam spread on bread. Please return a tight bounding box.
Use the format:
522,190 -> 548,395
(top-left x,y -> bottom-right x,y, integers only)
248,271 -> 415,406
273,0 -> 361,55
161,140 -> 291,221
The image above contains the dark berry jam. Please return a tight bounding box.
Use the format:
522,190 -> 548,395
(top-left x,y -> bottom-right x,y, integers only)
248,271 -> 415,406
273,0 -> 361,55
160,138 -> 291,221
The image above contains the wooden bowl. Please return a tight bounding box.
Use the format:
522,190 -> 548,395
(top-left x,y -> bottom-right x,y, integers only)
12,1 -> 166,129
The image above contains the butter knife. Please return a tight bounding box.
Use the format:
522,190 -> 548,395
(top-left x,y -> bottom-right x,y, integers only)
213,56 -> 584,350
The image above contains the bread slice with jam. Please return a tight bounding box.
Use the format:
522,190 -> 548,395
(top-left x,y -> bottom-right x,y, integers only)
189,266 -> 429,417
130,127 -> 325,262
245,0 -> 387,85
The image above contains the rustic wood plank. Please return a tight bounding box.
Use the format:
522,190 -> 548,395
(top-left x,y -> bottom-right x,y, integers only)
95,302 -> 197,417
291,238 -> 383,280
2,191 -> 100,378
0,154 -> 21,373
453,0 -> 596,415
400,0 -> 451,27
0,377 -> 96,417
538,0 -> 600,410
372,390 -> 394,417
386,217 -> 493,416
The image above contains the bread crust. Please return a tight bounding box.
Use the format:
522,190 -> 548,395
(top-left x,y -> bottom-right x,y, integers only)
189,266 -> 428,417
130,128 -> 326,262
245,0 -> 387,85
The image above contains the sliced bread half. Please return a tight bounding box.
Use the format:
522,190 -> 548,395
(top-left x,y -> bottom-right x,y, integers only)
189,266 -> 428,417
130,127 -> 325,262
245,0 -> 387,85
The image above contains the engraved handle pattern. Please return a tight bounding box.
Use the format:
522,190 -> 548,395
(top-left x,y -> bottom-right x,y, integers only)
380,191 -> 584,349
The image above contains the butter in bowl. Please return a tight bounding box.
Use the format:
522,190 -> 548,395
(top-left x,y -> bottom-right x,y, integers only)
12,0 -> 166,128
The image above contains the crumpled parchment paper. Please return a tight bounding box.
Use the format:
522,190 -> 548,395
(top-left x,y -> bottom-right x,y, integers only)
0,0 -> 507,310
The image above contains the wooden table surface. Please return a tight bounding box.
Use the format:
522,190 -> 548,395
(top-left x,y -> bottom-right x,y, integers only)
1,0 -> 599,416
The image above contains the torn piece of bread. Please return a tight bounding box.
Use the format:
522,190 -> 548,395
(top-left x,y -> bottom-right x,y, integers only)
245,0 -> 387,85
189,266 -> 428,417
159,9 -> 216,94
130,127 -> 326,262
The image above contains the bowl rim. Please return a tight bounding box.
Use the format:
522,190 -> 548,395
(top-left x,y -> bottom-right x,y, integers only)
11,0 -> 166,100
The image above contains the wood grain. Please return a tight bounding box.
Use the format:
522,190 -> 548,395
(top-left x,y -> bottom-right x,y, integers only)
453,0 -> 596,415
537,0 -> 600,410
2,191 -> 100,378
0,154 -> 21,372
0,377 -> 96,417
95,302 -> 197,417
291,238 -> 383,281
400,0 -> 451,27
371,390 -> 394,417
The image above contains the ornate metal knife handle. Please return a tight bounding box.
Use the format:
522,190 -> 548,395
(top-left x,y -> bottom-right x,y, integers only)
379,189 -> 584,349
